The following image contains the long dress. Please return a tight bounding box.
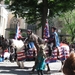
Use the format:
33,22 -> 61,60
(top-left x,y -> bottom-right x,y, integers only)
36,54 -> 46,70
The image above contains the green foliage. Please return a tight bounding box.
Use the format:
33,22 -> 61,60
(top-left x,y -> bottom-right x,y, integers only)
4,0 -> 10,4
8,0 -> 75,24
59,10 -> 75,42
7,0 -> 75,37
22,32 -> 27,37
9,31 -> 15,38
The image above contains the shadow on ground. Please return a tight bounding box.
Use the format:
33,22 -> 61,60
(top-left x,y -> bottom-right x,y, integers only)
0,65 -> 62,75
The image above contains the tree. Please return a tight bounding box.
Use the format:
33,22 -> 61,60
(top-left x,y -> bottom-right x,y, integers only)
59,10 -> 75,42
4,0 -> 10,4
7,0 -> 75,37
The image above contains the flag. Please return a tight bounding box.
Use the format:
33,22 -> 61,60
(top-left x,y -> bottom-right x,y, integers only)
15,22 -> 22,40
17,50 -> 26,61
45,43 -> 70,64
45,48 -> 58,64
43,19 -> 50,39
58,43 -> 70,61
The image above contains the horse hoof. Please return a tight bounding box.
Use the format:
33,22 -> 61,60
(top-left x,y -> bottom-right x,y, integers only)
46,71 -> 51,74
58,69 -> 62,72
29,71 -> 34,74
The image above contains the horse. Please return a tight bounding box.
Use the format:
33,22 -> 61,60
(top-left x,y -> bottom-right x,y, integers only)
8,39 -> 39,68
45,42 -> 70,72
58,42 -> 70,71
3,35 -> 70,73
6,37 -> 48,69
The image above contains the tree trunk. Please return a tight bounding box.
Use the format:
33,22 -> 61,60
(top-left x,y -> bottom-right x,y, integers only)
41,0 -> 48,38
71,36 -> 74,42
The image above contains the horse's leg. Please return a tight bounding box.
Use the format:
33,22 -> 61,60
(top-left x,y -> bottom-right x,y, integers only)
16,59 -> 24,68
57,47 -> 63,72
57,48 -> 59,59
19,61 -> 24,69
59,61 -> 64,72
16,59 -> 20,67
48,45 -> 52,56
59,61 -> 62,72
46,63 -> 50,73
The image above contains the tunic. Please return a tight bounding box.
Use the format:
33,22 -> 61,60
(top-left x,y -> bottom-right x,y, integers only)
36,54 -> 46,70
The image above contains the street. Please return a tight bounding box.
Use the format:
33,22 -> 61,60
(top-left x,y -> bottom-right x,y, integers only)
0,60 -> 64,75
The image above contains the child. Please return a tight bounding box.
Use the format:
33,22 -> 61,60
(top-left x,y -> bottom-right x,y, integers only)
36,44 -> 46,75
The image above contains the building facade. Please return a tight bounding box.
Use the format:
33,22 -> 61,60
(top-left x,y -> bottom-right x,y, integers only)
6,12 -> 27,38
0,5 -> 8,38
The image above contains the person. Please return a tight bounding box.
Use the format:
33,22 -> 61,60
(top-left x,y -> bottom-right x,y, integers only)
36,44 -> 46,75
63,53 -> 75,75
4,48 -> 10,60
10,46 -> 16,62
25,29 -> 45,72
25,30 -> 39,52
47,27 -> 60,56
51,27 -> 60,59
14,46 -> 17,61
17,30 -> 23,40
45,27 -> 60,73
51,27 -> 60,48
47,33 -> 55,56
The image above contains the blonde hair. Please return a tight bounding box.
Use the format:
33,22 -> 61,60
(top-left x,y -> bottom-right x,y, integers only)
37,44 -> 46,58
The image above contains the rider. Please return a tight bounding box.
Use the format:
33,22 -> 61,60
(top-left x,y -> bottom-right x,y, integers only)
51,27 -> 60,49
47,27 -> 60,56
47,33 -> 55,56
25,29 -> 44,53
25,29 -> 45,72
51,27 -> 60,58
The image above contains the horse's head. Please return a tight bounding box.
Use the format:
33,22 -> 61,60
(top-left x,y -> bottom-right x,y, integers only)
9,39 -> 24,52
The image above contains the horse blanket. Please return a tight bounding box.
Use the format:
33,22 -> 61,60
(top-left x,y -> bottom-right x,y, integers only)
45,43 -> 70,64
11,39 -> 37,61
11,39 -> 24,53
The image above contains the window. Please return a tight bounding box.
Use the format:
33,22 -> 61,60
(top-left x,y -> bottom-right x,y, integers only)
27,24 -> 36,33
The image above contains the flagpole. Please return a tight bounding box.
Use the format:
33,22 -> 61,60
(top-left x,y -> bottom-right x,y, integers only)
15,14 -> 19,40
47,9 -> 49,17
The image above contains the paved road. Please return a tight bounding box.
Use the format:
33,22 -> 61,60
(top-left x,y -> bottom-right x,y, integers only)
0,60 -> 64,75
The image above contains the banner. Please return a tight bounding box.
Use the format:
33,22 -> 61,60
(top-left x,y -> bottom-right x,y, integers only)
43,19 -> 50,39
